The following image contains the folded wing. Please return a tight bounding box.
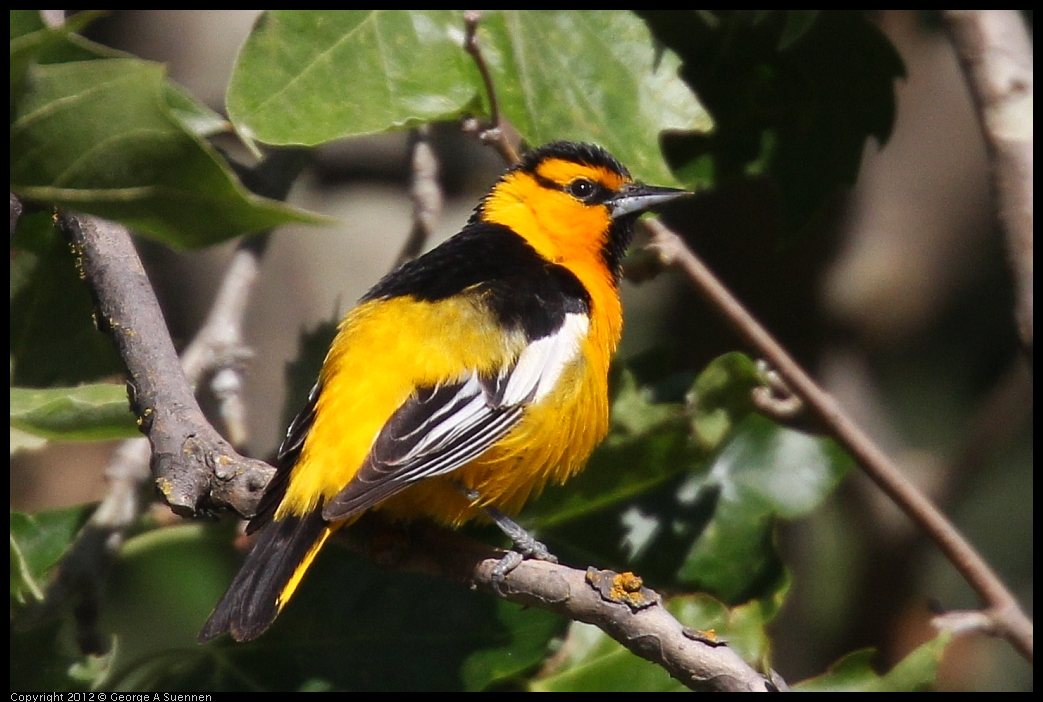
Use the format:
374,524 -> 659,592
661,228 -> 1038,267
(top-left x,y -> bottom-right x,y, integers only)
322,312 -> 588,521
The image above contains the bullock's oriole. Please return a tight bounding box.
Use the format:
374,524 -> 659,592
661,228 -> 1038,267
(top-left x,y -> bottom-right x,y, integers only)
199,141 -> 689,642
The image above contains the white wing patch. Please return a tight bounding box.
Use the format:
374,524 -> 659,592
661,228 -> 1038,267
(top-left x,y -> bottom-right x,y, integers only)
501,313 -> 588,405
321,313 -> 589,521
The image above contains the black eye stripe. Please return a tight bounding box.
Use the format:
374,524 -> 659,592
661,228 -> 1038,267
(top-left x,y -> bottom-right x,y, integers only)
532,171 -> 564,192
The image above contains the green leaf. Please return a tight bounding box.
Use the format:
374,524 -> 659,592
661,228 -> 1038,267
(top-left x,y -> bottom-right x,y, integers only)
795,632 -> 952,691
227,10 -> 480,145
10,58 -> 320,248
10,384 -> 139,441
227,11 -> 709,185
11,504 -> 109,692
481,11 -> 712,185
532,623 -> 685,691
688,351 -> 762,452
10,11 -> 228,140
525,353 -> 759,535
163,82 -> 229,139
675,413 -> 853,602
10,9 -> 47,39
89,524 -> 244,690
461,598 -> 566,690
10,505 -> 94,607
10,215 -> 124,387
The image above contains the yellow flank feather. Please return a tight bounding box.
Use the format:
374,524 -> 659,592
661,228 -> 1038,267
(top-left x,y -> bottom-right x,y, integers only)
199,141 -> 690,643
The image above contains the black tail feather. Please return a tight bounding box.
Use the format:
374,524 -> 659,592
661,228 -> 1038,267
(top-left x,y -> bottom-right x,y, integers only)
199,509 -> 328,643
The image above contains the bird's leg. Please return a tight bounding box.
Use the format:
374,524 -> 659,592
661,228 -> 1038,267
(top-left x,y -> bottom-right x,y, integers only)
456,485 -> 557,593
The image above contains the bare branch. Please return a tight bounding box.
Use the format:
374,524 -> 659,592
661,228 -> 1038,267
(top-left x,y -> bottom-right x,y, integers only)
644,217 -> 1033,662
39,149 -> 311,651
393,126 -> 443,268
179,244 -> 260,448
342,518 -> 784,692
55,149 -> 308,520
943,10 -> 1033,355
60,213 -> 274,518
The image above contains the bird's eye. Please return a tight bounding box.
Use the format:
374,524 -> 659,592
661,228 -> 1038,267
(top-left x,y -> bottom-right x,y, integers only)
566,179 -> 597,200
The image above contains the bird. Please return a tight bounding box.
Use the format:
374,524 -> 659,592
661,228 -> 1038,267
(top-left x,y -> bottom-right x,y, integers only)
199,141 -> 690,643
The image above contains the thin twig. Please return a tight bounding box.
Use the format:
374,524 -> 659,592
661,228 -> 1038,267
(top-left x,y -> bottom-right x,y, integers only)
393,126 -> 443,268
341,516 -> 784,692
205,148 -> 309,443
179,245 -> 259,448
644,217 -> 1033,662
943,10 -> 1033,356
462,10 -> 521,165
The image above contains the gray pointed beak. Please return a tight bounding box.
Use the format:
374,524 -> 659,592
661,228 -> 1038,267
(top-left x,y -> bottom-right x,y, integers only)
607,182 -> 691,219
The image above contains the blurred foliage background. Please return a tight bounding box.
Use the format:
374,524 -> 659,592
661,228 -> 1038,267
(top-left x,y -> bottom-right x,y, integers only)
10,10 -> 1031,691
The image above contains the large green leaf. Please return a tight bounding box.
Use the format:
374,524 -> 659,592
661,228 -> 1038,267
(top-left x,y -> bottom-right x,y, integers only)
11,505 -> 104,692
514,352 -> 851,607
519,367 -> 699,530
675,413 -> 853,602
10,384 -> 138,441
520,353 -> 758,533
227,10 -> 481,145
226,11 -> 710,185
10,58 -> 319,248
10,10 -> 113,96
533,621 -> 686,692
480,11 -> 711,184
10,11 -> 227,139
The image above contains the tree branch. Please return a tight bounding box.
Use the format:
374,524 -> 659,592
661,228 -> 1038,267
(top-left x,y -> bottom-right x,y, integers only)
342,517 -> 784,692
943,10 -> 1033,356
393,125 -> 443,268
644,217 -> 1033,662
60,212 -> 274,518
31,150 -> 308,652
